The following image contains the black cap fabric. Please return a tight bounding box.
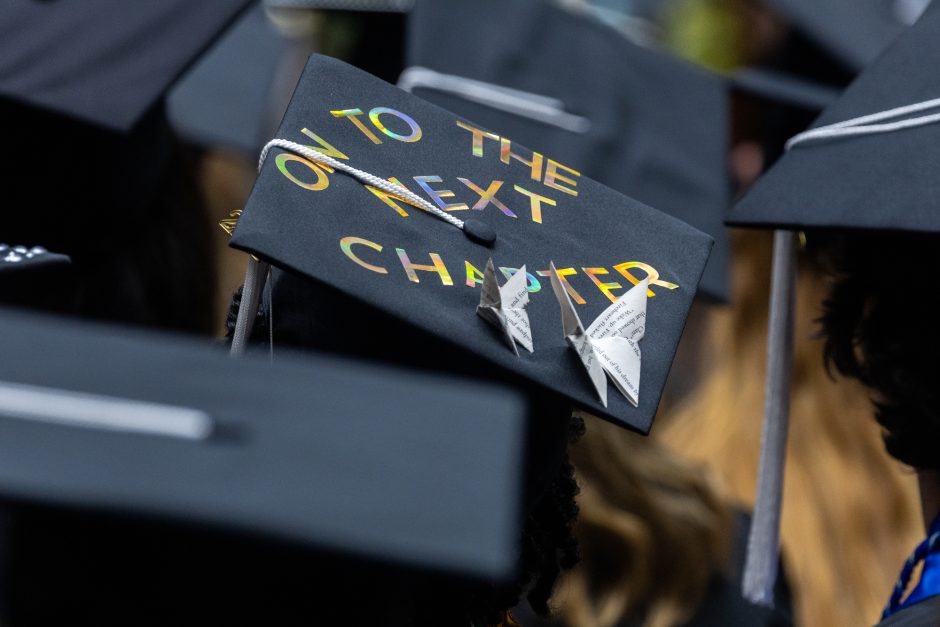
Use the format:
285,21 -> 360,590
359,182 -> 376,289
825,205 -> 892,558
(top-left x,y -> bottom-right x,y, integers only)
0,307 -> 527,581
0,0 -> 249,132
167,4 -> 293,154
0,245 -> 69,275
229,54 -> 712,433
264,0 -> 414,10
765,0 -> 930,72
404,0 -> 729,302
730,1 -> 940,234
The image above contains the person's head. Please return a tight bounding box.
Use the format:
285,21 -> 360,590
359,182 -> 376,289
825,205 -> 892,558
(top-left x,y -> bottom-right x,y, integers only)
817,231 -> 940,474
232,269 -> 584,625
1,98 -> 216,333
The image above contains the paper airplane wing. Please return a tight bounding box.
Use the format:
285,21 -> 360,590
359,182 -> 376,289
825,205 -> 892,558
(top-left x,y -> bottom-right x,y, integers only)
500,265 -> 533,353
584,278 -> 649,407
549,262 -> 608,405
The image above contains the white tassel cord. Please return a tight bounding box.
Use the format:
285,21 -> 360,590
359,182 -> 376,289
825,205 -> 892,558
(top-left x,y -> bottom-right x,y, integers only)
258,139 -> 465,230
786,97 -> 940,150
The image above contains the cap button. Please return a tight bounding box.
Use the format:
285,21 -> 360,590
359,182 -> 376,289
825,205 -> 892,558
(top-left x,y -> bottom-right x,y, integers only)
463,218 -> 497,247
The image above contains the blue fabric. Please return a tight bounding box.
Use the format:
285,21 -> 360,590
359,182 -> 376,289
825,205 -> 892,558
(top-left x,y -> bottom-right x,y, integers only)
884,515 -> 940,618
899,516 -> 940,611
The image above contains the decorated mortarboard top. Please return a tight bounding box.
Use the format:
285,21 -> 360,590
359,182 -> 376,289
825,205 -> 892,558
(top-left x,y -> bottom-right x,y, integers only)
765,0 -> 931,72
229,54 -> 712,434
0,0 -> 250,132
0,307 -> 527,581
730,1 -> 940,234
403,0 -> 729,302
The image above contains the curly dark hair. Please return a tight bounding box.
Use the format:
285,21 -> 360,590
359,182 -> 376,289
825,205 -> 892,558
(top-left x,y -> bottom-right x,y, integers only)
815,231 -> 940,471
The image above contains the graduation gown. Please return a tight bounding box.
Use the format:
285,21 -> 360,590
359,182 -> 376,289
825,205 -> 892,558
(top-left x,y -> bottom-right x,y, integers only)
875,595 -> 940,627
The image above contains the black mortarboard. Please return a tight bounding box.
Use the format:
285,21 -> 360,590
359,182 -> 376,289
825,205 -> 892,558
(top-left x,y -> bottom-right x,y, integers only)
403,0 -> 730,302
264,0 -> 414,10
167,4 -> 294,154
228,54 -> 712,434
0,245 -> 71,313
0,0 -> 252,333
727,2 -> 940,608
731,1 -> 940,233
0,245 -> 69,275
0,307 -> 528,622
0,0 -> 249,132
729,69 -> 839,175
764,0 -> 930,73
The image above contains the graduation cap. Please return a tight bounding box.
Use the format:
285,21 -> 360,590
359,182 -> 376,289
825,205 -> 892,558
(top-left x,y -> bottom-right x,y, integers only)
228,54 -> 712,435
0,0 -> 250,132
0,307 -> 528,623
1,0 -> 251,331
726,1 -> 940,607
167,4 -> 295,154
264,0 -> 415,10
402,0 -> 730,302
0,245 -> 69,274
728,69 -> 841,180
730,68 -> 841,114
0,245 -> 72,313
763,0 -> 931,73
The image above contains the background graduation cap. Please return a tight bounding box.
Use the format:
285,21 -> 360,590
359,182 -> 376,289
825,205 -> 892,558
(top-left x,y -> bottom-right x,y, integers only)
167,3 -> 297,155
0,245 -> 71,313
727,68 -> 840,189
264,0 -> 414,10
0,0 -> 250,332
0,0 -> 250,132
0,245 -> 69,274
228,54 -> 713,435
402,0 -> 730,302
761,0 -> 932,74
0,307 -> 528,624
726,1 -> 940,607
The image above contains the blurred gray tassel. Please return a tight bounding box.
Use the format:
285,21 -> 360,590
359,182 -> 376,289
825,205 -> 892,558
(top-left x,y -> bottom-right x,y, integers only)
742,230 -> 797,606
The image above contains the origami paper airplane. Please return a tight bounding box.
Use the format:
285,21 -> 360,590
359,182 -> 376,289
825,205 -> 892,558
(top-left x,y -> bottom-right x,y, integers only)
549,261 -> 648,407
476,258 -> 534,355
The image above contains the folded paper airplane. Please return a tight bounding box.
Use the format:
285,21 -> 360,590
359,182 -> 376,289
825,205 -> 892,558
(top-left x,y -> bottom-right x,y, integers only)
476,259 -> 534,355
549,262 -> 648,407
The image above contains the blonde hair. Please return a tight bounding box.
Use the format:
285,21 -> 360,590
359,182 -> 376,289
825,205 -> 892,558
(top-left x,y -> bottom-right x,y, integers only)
658,230 -> 922,626
556,417 -> 735,627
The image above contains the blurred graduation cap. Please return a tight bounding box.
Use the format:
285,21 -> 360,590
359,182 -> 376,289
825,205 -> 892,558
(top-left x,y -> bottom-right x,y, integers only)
0,245 -> 69,275
726,1 -> 940,608
0,307 -> 528,623
728,68 -> 841,179
228,54 -> 713,435
763,0 -> 931,73
402,0 -> 730,302
0,0 -> 250,331
264,0 -> 414,10
0,245 -> 72,313
0,0 -> 250,132
732,0 -> 940,233
730,68 -> 841,113
167,4 -> 295,154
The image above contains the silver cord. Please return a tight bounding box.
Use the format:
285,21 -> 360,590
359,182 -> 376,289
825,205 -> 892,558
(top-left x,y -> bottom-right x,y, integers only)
258,138 -> 466,230
787,97 -> 940,150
